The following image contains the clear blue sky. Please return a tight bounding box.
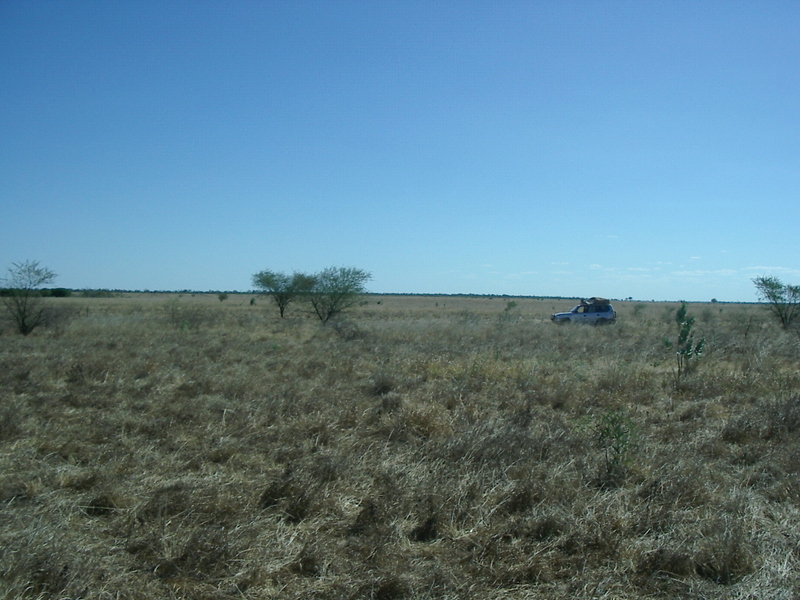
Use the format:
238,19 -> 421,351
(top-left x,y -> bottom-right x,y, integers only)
1,1 -> 798,301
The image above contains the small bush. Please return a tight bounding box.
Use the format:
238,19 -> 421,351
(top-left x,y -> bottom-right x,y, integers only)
584,408 -> 638,486
664,302 -> 705,381
162,299 -> 209,330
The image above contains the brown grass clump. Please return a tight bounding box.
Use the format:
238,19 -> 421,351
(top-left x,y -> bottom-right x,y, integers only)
1,293 -> 799,598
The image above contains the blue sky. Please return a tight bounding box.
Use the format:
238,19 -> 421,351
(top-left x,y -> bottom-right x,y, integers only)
1,1 -> 798,301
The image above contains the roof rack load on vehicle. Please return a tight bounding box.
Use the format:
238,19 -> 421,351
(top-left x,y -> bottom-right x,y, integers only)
582,297 -> 610,306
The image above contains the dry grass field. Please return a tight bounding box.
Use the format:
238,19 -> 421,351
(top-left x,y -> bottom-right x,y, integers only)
1,293 -> 799,599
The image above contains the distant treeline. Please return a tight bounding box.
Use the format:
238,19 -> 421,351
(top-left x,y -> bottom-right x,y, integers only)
0,289 -> 119,298
0,288 -> 750,304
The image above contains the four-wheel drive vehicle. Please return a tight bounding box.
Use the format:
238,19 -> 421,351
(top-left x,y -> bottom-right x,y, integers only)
551,298 -> 616,324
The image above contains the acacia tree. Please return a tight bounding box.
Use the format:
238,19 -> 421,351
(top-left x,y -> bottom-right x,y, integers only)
252,270 -> 315,317
753,275 -> 800,330
308,266 -> 371,323
1,260 -> 57,335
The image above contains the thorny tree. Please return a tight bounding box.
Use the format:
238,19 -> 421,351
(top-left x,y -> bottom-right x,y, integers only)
308,267 -> 371,323
753,275 -> 800,330
1,260 -> 57,335
252,270 -> 315,318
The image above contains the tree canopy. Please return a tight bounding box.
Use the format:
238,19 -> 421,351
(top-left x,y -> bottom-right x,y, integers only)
308,267 -> 372,323
252,266 -> 371,322
753,275 -> 800,330
252,270 -> 315,318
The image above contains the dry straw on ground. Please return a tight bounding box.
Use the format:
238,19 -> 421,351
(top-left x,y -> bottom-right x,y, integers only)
1,294 -> 799,599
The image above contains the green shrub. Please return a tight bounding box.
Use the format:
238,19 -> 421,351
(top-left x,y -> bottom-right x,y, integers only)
664,302 -> 705,380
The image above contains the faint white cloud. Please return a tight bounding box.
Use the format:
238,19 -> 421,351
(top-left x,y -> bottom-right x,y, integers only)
589,264 -> 602,269
506,271 -> 537,279
690,256 -> 701,260
671,269 -> 738,277
744,266 -> 800,275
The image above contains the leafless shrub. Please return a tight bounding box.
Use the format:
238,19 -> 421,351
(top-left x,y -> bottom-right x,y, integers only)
0,260 -> 57,335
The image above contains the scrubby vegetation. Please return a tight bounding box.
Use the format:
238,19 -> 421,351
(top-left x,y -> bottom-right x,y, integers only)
1,295 -> 799,599
0,260 -> 58,335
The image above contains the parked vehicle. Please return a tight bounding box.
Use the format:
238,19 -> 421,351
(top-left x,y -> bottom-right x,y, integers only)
550,297 -> 616,324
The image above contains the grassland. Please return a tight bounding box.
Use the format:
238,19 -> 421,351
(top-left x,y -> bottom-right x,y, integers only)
1,294 -> 799,599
